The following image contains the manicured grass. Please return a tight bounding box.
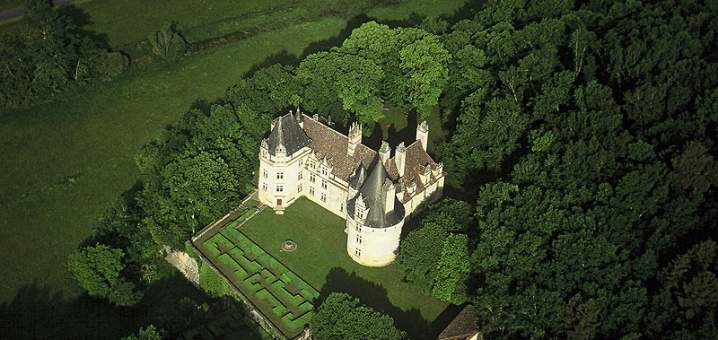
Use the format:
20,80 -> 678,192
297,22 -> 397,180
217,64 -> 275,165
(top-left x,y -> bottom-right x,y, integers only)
198,221 -> 320,338
241,197 -> 448,339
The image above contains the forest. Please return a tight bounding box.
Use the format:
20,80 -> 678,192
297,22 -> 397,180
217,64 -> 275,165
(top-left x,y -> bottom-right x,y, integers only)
2,0 -> 717,339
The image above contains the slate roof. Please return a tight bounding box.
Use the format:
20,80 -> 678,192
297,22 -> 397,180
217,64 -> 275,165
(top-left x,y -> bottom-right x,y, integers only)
301,114 -> 376,181
386,141 -> 441,203
437,305 -> 480,340
267,112 -> 311,156
347,158 -> 404,228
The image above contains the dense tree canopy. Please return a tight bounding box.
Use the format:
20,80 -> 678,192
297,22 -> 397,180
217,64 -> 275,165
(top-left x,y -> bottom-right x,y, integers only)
0,0 -> 126,110
67,243 -> 142,306
435,1 -> 718,338
310,293 -> 405,340
137,104 -> 268,248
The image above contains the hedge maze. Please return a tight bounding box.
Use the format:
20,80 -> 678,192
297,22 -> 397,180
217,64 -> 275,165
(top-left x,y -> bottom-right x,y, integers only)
201,223 -> 319,337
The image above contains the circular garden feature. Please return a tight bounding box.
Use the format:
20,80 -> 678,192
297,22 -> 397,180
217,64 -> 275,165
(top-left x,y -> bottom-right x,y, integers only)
281,239 -> 297,252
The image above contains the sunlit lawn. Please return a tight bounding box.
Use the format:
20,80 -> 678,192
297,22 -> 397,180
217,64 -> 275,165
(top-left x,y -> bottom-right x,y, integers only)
241,197 -> 448,339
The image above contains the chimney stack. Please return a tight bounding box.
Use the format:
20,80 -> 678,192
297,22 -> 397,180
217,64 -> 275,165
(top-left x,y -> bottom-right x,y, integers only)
379,141 -> 390,164
416,120 -> 429,151
395,142 -> 406,177
348,122 -> 362,157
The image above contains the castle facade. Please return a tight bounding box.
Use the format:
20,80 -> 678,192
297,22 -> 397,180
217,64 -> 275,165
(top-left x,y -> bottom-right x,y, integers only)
258,109 -> 444,267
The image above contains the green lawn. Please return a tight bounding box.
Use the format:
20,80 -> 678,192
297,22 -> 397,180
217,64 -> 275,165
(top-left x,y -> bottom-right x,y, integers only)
198,221 -> 320,338
240,198 -> 448,339
0,17 -> 349,304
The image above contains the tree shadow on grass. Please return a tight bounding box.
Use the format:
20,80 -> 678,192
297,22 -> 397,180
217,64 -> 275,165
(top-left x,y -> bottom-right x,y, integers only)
0,282 -> 142,339
317,267 -> 449,339
0,271 -> 252,339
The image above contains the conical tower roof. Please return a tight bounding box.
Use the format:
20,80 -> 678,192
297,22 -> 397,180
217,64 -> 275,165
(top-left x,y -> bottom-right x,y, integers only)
356,157 -> 402,228
267,112 -> 311,156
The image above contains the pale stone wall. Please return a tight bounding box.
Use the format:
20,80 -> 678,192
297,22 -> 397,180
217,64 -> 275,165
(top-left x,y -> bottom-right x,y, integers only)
258,146 -> 311,213
346,217 -> 403,267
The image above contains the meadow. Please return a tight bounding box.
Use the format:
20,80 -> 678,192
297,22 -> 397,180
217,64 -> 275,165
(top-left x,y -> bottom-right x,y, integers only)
0,0 -> 466,332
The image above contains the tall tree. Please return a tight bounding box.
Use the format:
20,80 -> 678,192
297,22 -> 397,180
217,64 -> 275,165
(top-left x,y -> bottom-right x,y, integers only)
311,293 -> 405,340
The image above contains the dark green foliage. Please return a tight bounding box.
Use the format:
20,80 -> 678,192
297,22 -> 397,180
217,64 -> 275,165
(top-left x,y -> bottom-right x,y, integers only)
137,104 -> 268,248
67,244 -> 142,306
397,198 -> 471,294
226,64 -> 300,115
198,261 -> 231,298
296,51 -> 384,125
296,21 -> 450,124
121,325 -> 164,340
431,234 -> 470,304
146,22 -> 187,61
311,292 -> 405,340
434,0 -> 718,338
0,0 -> 125,110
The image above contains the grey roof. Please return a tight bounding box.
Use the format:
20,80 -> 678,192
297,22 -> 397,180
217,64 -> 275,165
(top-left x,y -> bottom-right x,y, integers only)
267,112 -> 311,156
350,157 -> 404,228
349,165 -> 367,189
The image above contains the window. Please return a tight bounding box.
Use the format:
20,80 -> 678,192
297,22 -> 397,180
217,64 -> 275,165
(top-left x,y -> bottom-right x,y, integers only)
321,179 -> 327,189
262,183 -> 267,191
340,203 -> 344,212
355,225 -> 361,233
356,235 -> 362,244
310,174 -> 316,183
298,184 -> 302,193
263,169 -> 268,178
321,193 -> 326,202
298,172 -> 303,180
354,247 -> 361,257
276,172 -> 284,180
309,187 -> 315,196
299,160 -> 303,167
310,161 -> 316,169
321,167 -> 327,176
276,185 -> 283,193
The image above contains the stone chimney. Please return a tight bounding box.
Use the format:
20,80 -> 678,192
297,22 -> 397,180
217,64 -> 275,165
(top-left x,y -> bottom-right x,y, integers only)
395,142 -> 406,177
379,141 -> 390,164
416,120 -> 429,151
295,108 -> 303,127
347,122 -> 362,157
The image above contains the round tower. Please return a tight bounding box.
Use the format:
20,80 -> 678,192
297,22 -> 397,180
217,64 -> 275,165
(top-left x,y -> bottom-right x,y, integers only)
345,158 -> 405,267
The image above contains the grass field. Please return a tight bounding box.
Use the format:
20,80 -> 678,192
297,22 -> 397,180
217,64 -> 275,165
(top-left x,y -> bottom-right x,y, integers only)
238,198 -> 449,339
199,218 -> 321,338
0,0 -> 466,322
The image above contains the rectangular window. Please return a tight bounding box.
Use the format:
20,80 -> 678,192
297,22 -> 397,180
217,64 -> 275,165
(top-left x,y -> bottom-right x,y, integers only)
277,172 -> 284,180
298,172 -> 303,180
355,248 -> 361,257
298,184 -> 302,193
262,183 -> 267,191
310,174 -> 316,183
321,179 -> 327,189
321,193 -> 326,202
276,185 -> 283,193
340,203 -> 344,212
310,187 -> 315,196
311,161 -> 316,169
356,235 -> 362,244
263,169 -> 268,178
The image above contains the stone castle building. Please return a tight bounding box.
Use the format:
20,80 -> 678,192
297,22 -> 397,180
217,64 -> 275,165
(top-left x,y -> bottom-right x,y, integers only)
257,109 -> 444,267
